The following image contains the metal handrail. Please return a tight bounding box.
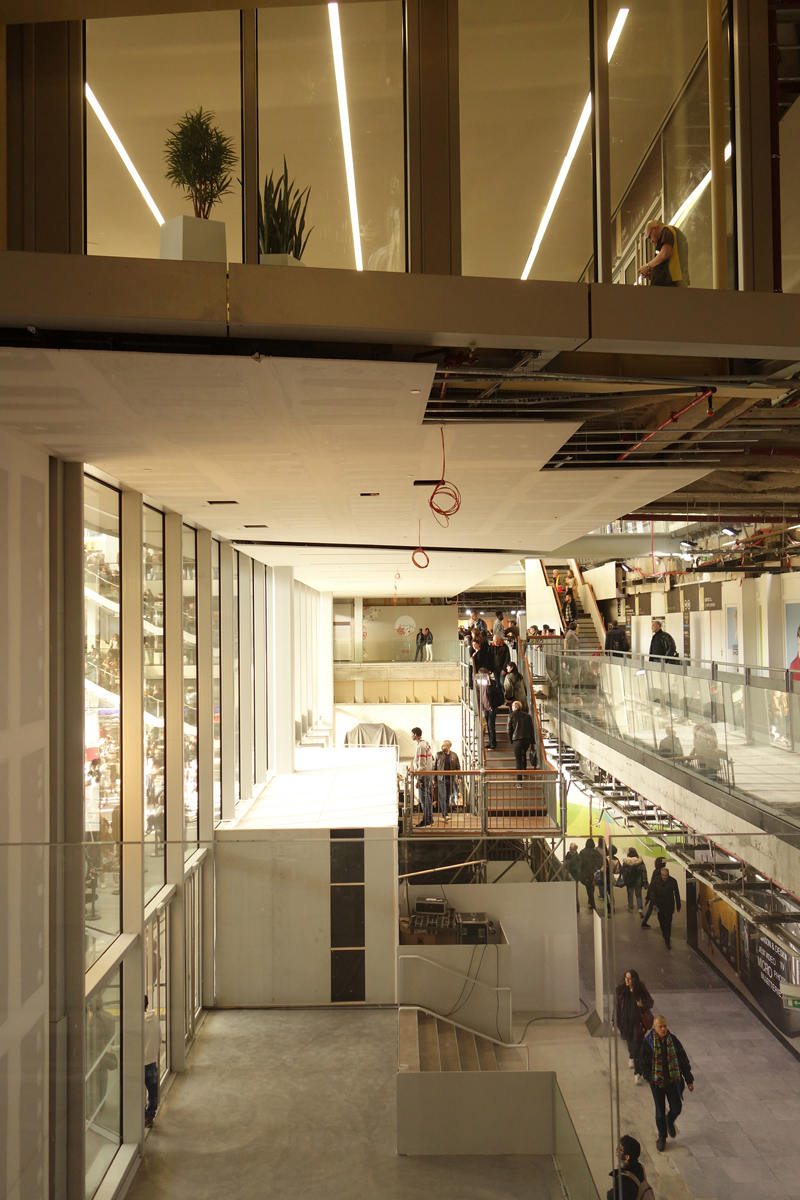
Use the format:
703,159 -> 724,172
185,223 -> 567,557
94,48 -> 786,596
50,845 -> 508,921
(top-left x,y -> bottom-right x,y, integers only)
399,1003 -> 529,1064
409,767 -> 558,778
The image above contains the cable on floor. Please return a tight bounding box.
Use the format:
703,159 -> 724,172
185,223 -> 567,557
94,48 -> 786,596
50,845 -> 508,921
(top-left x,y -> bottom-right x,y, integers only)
516,997 -> 589,1044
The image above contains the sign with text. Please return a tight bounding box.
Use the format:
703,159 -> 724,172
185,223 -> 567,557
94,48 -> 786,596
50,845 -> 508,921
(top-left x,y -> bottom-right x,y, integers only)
702,583 -> 722,611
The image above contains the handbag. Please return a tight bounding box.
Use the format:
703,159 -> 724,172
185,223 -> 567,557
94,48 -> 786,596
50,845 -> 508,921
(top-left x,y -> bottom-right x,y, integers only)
614,872 -> 626,889
640,1008 -> 654,1032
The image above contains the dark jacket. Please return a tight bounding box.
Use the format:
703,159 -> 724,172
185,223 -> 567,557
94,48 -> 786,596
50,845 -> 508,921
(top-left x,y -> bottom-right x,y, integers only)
607,1163 -> 646,1200
640,1029 -> 694,1087
507,709 -> 534,743
649,628 -> 678,660
487,642 -> 511,677
434,749 -> 460,772
615,986 -> 654,1042
424,630 -> 433,644
564,849 -> 581,882
470,642 -> 489,672
416,630 -> 425,647
605,626 -> 630,654
480,678 -> 504,713
621,854 -> 647,889
648,873 -> 681,914
578,843 -> 602,885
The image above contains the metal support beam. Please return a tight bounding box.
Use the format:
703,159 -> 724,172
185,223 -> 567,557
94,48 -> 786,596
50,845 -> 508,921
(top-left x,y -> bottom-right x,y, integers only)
163,512 -> 186,1073
590,0 -> 612,283
708,0 -> 729,290
732,0 -> 776,290
240,9 -> 259,265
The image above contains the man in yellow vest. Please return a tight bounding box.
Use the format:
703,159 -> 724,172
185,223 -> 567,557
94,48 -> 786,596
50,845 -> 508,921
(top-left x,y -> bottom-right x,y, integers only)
639,220 -> 683,287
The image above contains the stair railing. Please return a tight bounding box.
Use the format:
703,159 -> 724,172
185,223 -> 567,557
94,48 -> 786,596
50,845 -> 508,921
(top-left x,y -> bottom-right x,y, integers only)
569,558 -> 606,650
397,959 -> 520,1050
399,1004 -> 530,1066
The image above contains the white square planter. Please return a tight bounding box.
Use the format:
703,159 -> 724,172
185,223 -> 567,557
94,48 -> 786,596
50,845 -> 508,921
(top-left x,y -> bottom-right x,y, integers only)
160,215 -> 227,263
259,253 -> 306,267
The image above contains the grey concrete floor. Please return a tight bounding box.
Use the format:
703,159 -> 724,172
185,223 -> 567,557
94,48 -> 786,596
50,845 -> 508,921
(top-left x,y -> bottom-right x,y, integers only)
129,1008 -> 563,1200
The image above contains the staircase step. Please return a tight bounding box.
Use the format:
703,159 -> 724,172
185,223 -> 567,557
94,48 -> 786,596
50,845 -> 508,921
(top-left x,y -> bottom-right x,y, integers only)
398,1008 -> 420,1073
455,1026 -> 481,1072
475,1035 -> 499,1071
437,1020 -> 461,1072
417,1012 -> 441,1071
494,1043 -> 528,1072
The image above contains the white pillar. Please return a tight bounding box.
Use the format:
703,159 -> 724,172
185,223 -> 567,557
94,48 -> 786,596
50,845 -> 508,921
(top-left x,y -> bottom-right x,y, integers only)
354,596 -> 363,663
319,591 -> 334,728
269,566 -> 295,774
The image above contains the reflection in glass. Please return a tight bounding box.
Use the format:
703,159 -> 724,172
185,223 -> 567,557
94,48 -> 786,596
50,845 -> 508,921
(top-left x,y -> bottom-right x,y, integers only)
85,11 -> 242,260
143,505 -> 165,902
183,526 -> 198,852
257,2 -> 405,271
85,970 -> 121,1199
84,476 -> 122,969
459,0 -> 592,280
212,540 -> 222,825
609,2 -> 735,288
145,910 -> 170,1082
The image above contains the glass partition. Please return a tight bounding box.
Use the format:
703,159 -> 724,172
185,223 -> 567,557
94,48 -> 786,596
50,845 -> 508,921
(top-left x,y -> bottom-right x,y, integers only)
459,0 -> 593,281
84,477 -> 122,970
143,505 -> 165,902
257,2 -> 405,270
609,1 -> 735,288
233,553 -> 241,807
182,526 -> 198,852
86,10 -> 242,260
212,539 -> 222,825
85,970 -> 122,1200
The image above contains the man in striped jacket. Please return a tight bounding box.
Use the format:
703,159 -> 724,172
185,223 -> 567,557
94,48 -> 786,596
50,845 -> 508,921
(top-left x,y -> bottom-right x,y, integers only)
411,727 -> 433,827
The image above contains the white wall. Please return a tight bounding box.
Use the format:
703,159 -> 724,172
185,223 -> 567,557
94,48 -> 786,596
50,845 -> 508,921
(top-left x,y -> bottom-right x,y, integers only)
525,558 -> 562,629
406,882 -> 579,1015
583,561 -> 618,601
214,828 -> 397,1005
335,702 -> 462,762
0,430 -> 50,1200
362,603 -> 458,662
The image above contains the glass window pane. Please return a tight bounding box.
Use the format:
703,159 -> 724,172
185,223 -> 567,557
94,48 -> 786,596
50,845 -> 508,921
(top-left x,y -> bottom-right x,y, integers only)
84,477 -> 121,971
609,3 -> 735,288
158,908 -> 169,1079
183,526 -> 198,852
85,969 -> 121,1199
233,554 -> 240,806
257,2 -> 405,270
212,540 -> 222,825
459,0 -> 592,280
86,11 -> 242,261
144,505 -> 165,902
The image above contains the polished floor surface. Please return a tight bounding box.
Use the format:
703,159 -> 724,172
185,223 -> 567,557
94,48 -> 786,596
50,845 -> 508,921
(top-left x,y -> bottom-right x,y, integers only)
129,1008 -> 562,1200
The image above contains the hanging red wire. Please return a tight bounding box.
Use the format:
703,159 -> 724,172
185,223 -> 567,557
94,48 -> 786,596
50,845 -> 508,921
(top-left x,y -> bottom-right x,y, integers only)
429,428 -> 461,528
412,520 -> 429,569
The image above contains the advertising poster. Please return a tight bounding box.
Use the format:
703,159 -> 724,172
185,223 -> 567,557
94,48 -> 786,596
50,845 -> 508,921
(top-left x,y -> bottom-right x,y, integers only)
726,606 -> 739,662
738,916 -> 800,1038
786,602 -> 800,679
698,881 -> 739,972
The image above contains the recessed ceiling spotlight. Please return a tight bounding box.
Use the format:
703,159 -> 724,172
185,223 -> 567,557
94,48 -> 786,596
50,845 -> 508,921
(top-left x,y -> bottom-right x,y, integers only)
243,524 -> 268,529
411,389 -> 421,394
207,500 -> 238,505
360,492 -> 380,497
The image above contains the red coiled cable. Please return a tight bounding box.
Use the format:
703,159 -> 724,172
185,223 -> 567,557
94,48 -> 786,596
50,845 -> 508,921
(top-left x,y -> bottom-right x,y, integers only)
429,428 -> 461,528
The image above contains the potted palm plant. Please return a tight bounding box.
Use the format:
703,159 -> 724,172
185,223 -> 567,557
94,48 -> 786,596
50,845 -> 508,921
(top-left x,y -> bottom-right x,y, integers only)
160,107 -> 237,263
258,159 -> 312,266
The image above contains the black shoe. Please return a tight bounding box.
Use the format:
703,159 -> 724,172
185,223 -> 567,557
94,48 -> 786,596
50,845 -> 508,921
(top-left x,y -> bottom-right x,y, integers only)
641,921 -> 650,929
667,1119 -> 677,1139
665,940 -> 672,949
656,1138 -> 666,1152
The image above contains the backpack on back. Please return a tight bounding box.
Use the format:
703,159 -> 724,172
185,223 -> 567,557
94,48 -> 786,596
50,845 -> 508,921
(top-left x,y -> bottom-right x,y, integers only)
622,1169 -> 655,1200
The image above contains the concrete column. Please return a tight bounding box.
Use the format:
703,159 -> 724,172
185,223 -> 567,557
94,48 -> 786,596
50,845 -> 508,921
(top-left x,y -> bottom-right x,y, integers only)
119,490 -> 144,1147
195,529 -> 215,1009
218,542 -> 235,820
319,591 -> 334,728
765,572 -> 784,669
253,562 -> 267,784
163,513 -> 186,1072
590,0 -> 612,283
238,553 -> 254,800
740,578 -> 759,666
269,566 -> 295,774
732,0 -> 776,290
354,597 -> 363,664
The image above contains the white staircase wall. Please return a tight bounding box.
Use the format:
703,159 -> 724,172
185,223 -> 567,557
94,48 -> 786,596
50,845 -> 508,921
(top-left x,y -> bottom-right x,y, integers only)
397,945 -> 513,1042
525,558 -> 562,630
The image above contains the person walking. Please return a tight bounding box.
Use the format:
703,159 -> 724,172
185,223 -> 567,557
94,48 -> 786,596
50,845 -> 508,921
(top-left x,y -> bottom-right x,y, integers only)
648,864 -> 681,949
615,969 -> 654,1084
414,628 -> 425,661
424,627 -> 434,661
640,856 -> 666,928
411,727 -> 434,827
503,661 -> 528,709
621,847 -> 647,914
144,994 -> 160,1128
648,620 -> 678,661
564,841 -> 581,913
604,619 -> 631,656
565,621 -> 580,652
578,838 -> 602,912
487,634 -> 511,692
434,740 -> 460,821
492,610 -> 504,639
477,667 -> 503,750
606,1136 -> 652,1200
507,700 -> 534,781
639,1015 -> 694,1152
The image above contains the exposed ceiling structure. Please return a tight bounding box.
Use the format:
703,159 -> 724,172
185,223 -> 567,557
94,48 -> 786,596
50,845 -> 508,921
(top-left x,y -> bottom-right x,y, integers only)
0,347 -> 706,595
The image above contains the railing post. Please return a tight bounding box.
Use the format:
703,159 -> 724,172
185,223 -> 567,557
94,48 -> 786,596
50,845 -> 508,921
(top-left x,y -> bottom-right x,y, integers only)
403,769 -> 412,836
480,768 -> 488,836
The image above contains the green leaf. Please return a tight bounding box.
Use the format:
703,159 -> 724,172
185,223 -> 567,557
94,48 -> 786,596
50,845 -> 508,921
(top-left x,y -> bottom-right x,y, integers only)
164,107 -> 238,217
257,156 -> 313,258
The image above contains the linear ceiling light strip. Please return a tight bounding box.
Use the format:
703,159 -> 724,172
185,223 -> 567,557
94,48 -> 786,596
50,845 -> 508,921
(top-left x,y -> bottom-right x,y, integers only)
85,84 -> 165,226
669,142 -> 732,227
521,8 -> 629,280
328,3 -> 363,271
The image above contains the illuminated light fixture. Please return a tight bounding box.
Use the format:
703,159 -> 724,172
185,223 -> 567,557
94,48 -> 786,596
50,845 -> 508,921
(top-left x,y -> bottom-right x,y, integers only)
521,7 -> 629,280
328,3 -> 363,271
722,527 -> 737,537
85,83 -> 164,226
465,609 -> 472,616
636,669 -> 646,676
669,142 -> 732,227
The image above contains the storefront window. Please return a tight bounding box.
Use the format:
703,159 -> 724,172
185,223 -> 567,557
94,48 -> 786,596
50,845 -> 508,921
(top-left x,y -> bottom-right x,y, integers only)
84,477 -> 122,970
609,2 -> 735,288
212,539 -> 222,825
143,505 -> 165,902
85,970 -> 121,1200
85,11 -> 242,261
183,526 -> 198,852
257,2 -> 405,270
459,0 -> 593,280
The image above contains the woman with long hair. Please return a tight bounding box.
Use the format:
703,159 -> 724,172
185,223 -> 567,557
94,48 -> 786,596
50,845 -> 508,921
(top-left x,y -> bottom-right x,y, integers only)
615,969 -> 654,1084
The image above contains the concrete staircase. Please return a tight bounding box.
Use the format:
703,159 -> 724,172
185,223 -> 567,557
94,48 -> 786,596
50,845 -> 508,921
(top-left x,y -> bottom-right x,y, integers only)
398,1007 -> 528,1073
549,563 -> 601,652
